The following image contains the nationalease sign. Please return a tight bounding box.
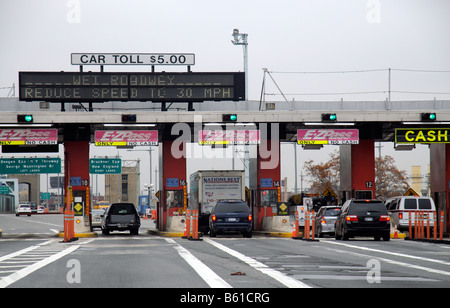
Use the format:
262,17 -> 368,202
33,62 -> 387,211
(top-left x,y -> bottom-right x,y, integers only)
395,128 -> 450,144
297,129 -> 359,145
19,71 -> 245,102
95,130 -> 158,146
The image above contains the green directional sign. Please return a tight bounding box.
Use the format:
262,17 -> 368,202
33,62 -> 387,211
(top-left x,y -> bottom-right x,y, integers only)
0,186 -> 10,194
0,158 -> 61,174
89,158 -> 121,174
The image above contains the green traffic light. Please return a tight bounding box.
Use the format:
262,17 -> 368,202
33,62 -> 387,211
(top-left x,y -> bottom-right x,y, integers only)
429,113 -> 436,120
230,114 -> 237,121
329,114 -> 336,121
24,115 -> 33,122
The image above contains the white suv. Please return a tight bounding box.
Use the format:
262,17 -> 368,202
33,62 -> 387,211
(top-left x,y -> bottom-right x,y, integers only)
385,196 -> 436,231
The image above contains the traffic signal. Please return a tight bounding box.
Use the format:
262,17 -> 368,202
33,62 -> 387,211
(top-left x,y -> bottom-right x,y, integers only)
122,114 -> 137,123
421,113 -> 436,121
17,114 -> 33,123
322,113 -> 337,122
222,114 -> 237,122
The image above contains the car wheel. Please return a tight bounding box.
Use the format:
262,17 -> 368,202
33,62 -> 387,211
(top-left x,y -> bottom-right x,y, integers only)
243,231 -> 252,238
382,233 -> 390,241
335,227 -> 341,240
130,228 -> 139,235
342,226 -> 349,240
102,228 -> 110,235
209,229 -> 216,237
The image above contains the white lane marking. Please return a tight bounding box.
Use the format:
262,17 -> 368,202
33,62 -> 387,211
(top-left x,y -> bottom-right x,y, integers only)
204,238 -> 311,288
323,242 -> 450,278
323,240 -> 450,267
165,238 -> 232,288
0,243 -> 80,288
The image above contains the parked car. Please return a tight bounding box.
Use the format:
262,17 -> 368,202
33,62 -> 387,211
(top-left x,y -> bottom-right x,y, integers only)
16,204 -> 32,216
335,199 -> 391,241
209,200 -> 252,238
91,208 -> 106,231
385,196 -> 436,232
37,206 -> 45,214
101,203 -> 140,235
314,206 -> 341,237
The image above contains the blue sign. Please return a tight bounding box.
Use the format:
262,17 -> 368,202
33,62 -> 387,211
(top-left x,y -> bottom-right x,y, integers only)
70,177 -> 81,186
260,178 -> 273,188
166,178 -> 179,188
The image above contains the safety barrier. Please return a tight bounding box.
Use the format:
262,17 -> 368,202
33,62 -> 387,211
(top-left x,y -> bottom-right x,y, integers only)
408,210 -> 438,240
183,209 -> 191,239
303,210 -> 316,240
182,209 -> 202,241
63,210 -> 76,242
291,210 -> 301,239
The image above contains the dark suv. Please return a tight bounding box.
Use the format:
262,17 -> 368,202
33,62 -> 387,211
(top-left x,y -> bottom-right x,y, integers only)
209,200 -> 252,238
101,203 -> 140,235
335,199 -> 390,241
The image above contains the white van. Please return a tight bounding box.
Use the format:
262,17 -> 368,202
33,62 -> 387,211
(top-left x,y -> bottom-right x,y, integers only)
385,196 -> 436,231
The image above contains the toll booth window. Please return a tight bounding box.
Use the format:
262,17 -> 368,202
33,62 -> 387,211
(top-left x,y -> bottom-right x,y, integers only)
166,190 -> 184,208
261,190 -> 278,207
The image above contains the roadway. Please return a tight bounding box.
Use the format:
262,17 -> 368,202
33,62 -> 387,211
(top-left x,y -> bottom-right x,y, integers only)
1,214 -> 450,291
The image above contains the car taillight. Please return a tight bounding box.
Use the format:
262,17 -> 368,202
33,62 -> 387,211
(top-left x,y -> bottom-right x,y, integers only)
321,217 -> 326,224
346,215 -> 358,221
399,213 -> 403,219
248,214 -> 252,221
379,215 -> 390,222
211,214 -> 216,221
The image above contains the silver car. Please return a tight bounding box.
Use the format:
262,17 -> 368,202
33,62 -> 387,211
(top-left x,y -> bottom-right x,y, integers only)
314,206 -> 341,237
91,209 -> 106,230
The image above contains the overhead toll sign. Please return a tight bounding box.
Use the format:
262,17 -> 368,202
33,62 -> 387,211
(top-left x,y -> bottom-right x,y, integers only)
19,71 -> 245,102
0,129 -> 58,146
199,130 -> 260,145
71,53 -> 195,66
297,129 -> 359,145
95,130 -> 158,146
395,128 -> 450,144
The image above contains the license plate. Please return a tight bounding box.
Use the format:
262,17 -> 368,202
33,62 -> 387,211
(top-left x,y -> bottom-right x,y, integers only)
227,218 -> 237,222
364,217 -> 373,222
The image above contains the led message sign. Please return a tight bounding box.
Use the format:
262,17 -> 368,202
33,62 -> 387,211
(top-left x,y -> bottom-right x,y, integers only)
395,128 -> 450,144
19,72 -> 245,102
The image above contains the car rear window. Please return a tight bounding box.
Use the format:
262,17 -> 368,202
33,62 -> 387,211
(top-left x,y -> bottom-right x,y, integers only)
214,201 -> 249,213
323,208 -> 341,216
20,205 -> 30,208
110,204 -> 136,215
418,199 -> 432,210
349,201 -> 387,215
404,199 -> 417,210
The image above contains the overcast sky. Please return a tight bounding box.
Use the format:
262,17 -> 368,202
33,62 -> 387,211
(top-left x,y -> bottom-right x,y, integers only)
1,0 -> 448,193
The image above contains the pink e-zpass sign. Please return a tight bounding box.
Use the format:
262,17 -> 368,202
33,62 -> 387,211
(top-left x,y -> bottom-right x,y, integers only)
199,130 -> 260,145
0,129 -> 58,145
297,129 -> 359,145
95,130 -> 158,146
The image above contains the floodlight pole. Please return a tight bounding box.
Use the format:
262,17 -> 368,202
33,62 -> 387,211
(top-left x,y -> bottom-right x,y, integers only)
232,29 -> 248,101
